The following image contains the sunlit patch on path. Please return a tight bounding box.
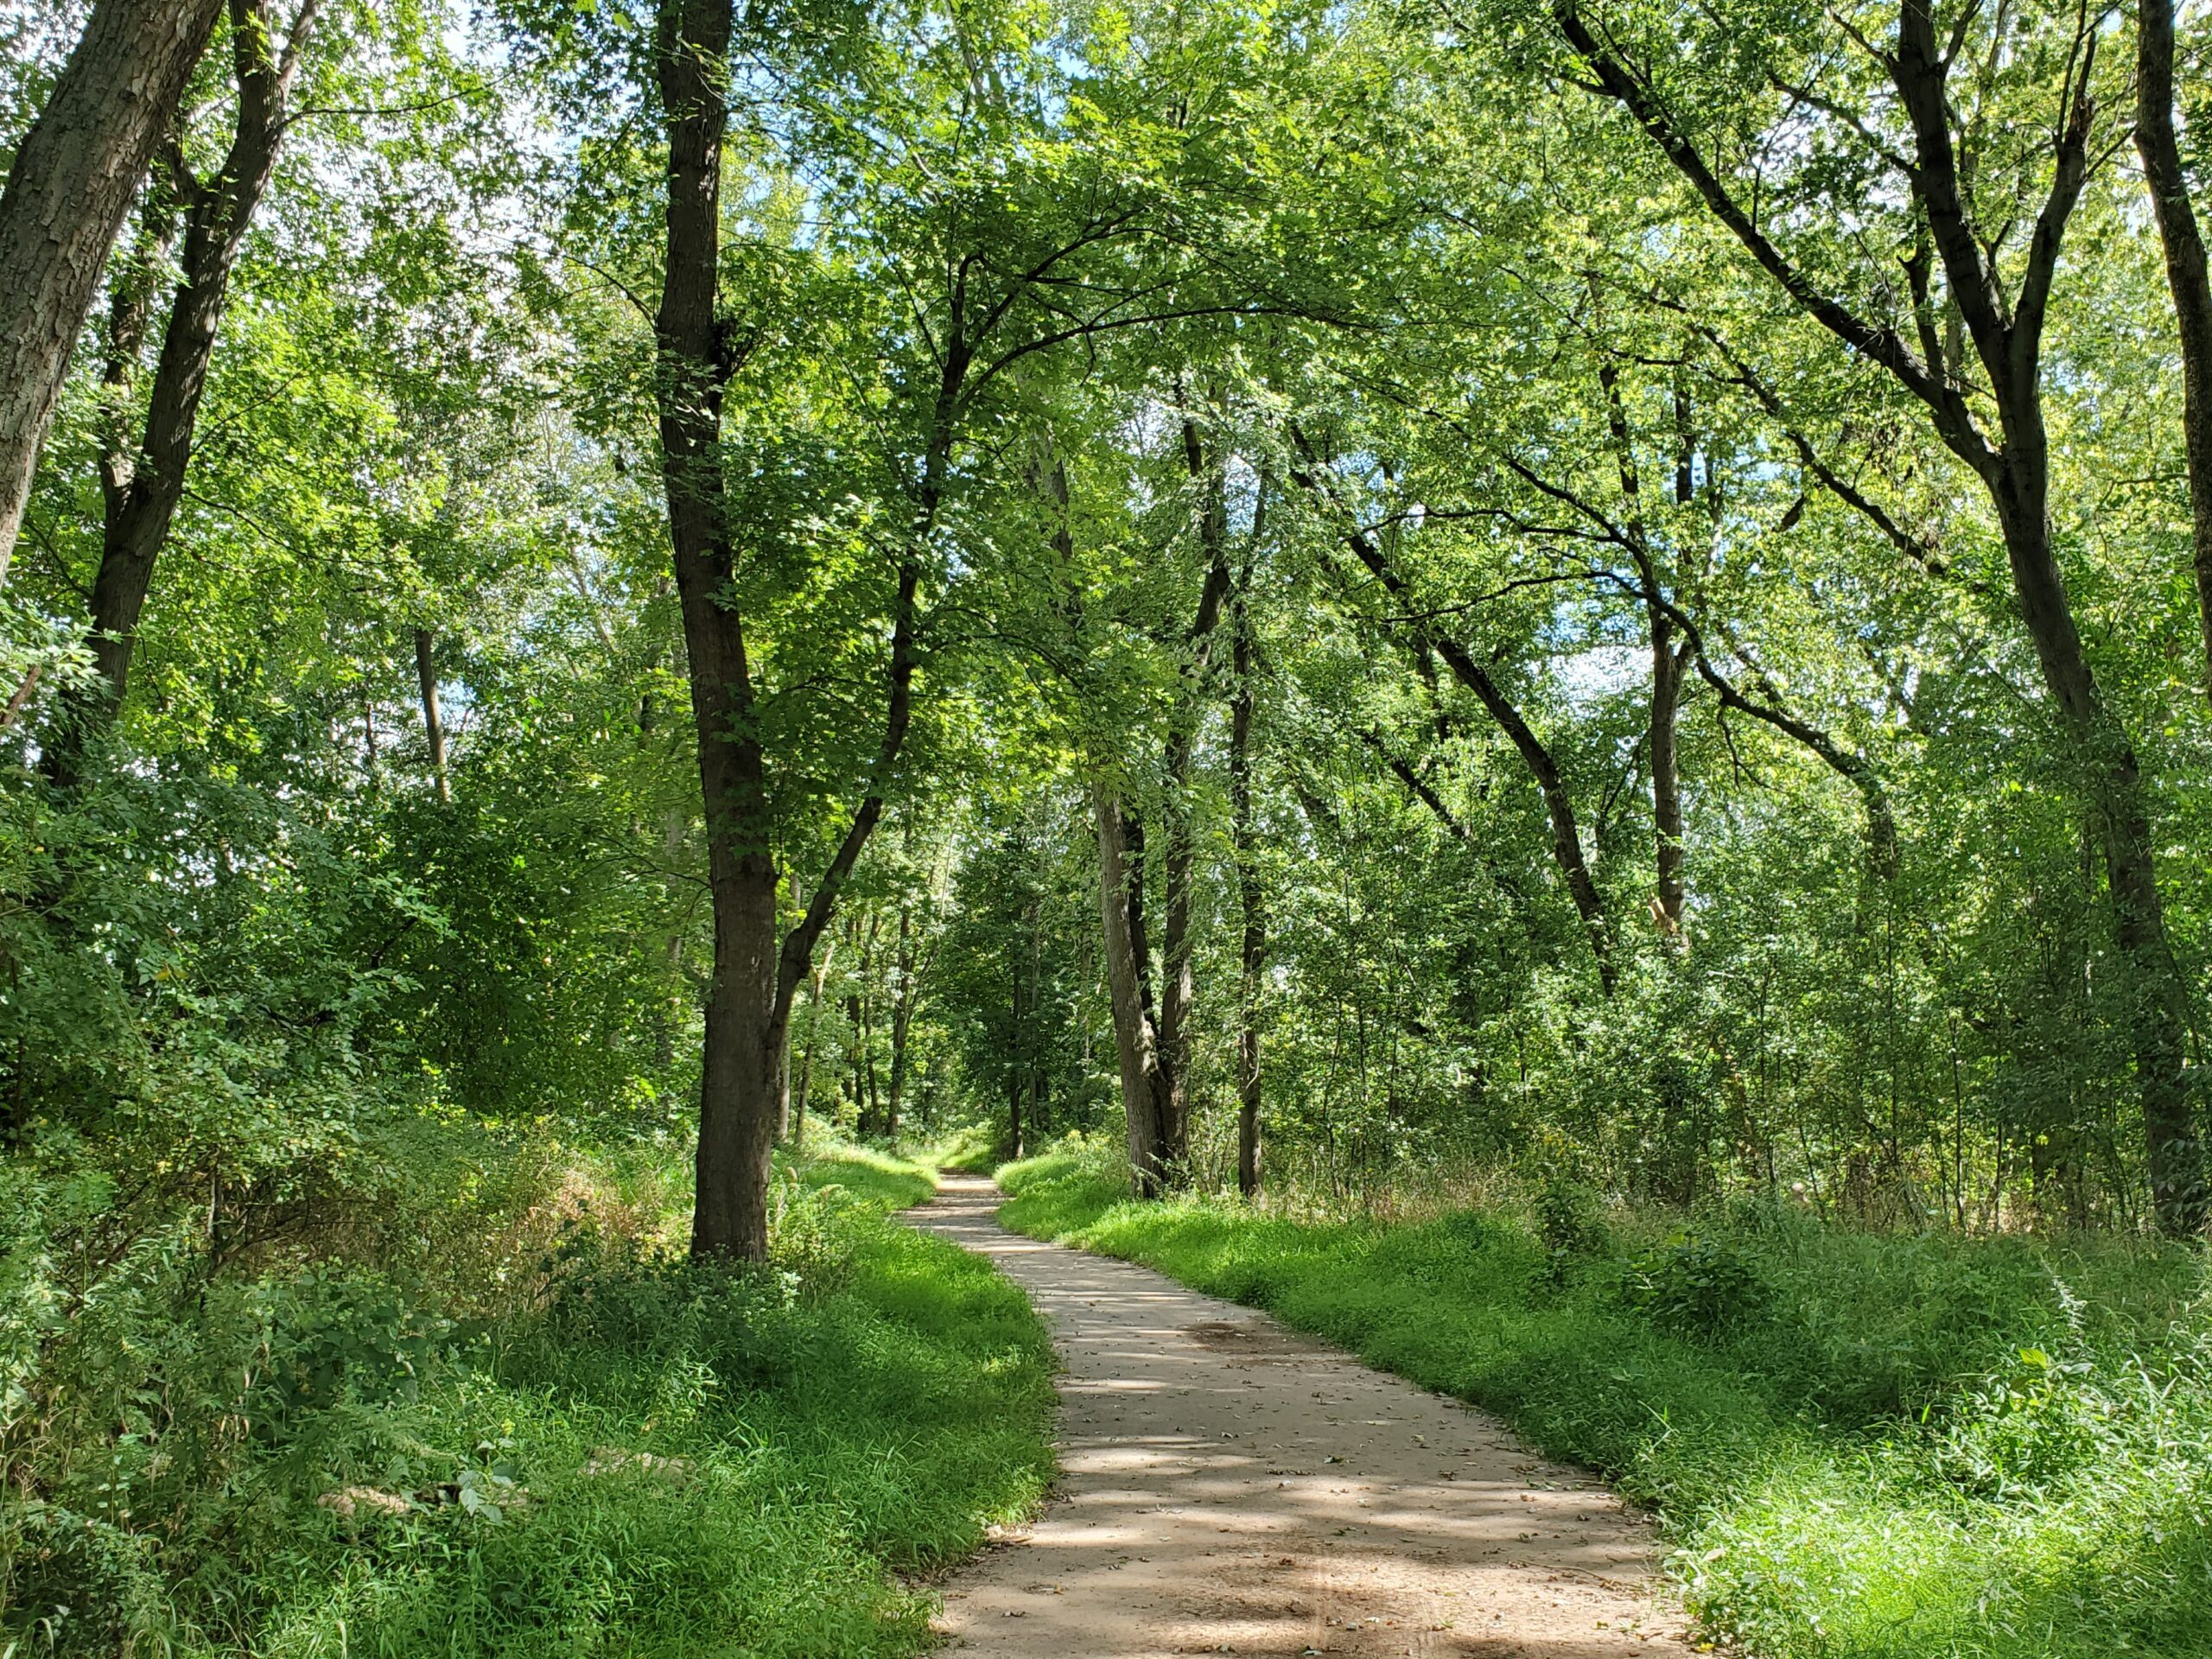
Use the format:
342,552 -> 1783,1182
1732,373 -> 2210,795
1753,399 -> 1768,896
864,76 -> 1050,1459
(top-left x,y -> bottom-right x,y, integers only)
906,1177 -> 1700,1658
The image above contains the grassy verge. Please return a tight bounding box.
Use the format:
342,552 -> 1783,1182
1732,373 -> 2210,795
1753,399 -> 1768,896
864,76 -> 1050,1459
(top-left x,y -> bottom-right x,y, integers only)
997,1145 -> 2212,1659
7,1145 -> 1055,1658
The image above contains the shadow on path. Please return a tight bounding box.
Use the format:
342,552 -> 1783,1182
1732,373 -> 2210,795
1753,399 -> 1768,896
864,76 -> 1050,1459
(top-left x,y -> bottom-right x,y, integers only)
906,1177 -> 1699,1658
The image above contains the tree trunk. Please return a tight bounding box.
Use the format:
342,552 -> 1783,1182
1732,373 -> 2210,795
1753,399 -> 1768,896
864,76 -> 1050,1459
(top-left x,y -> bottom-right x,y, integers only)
2137,0 -> 2212,704
1156,728 -> 1198,1171
860,914 -> 882,1135
1151,417 -> 1235,1173
656,0 -> 776,1262
658,0 -> 920,1251
1096,785 -> 1172,1195
41,0 -> 312,785
693,852 -> 780,1261
791,941 -> 834,1148
652,804 -> 687,1070
1600,359 -> 1690,940
887,901 -> 915,1139
1648,622 -> 1688,938
1230,585 -> 1264,1198
1998,482 -> 2206,1234
0,0 -> 225,586
416,628 -> 450,801
1007,949 -> 1027,1159
846,980 -> 868,1128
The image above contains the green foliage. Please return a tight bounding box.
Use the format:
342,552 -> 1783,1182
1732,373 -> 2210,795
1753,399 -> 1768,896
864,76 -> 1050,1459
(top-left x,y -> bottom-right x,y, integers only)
1533,1166 -> 1610,1283
996,1146 -> 2212,1659
10,0 -> 2212,1649
1621,1230 -> 1770,1339
0,1147 -> 1055,1657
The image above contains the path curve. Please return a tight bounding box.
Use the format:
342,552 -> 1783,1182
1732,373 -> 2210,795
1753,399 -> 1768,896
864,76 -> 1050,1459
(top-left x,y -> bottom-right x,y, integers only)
906,1177 -> 1698,1658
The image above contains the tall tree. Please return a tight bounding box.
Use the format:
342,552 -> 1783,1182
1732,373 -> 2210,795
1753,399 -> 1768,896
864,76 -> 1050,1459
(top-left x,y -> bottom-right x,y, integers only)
0,0 -> 226,584
1552,0 -> 2208,1233
44,0 -> 322,785
654,0 -> 930,1258
1230,544 -> 1265,1197
658,0 -> 802,1259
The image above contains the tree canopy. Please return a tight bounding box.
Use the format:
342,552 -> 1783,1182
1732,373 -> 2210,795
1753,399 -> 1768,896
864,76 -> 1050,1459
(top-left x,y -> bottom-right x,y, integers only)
6,0 -> 2212,1250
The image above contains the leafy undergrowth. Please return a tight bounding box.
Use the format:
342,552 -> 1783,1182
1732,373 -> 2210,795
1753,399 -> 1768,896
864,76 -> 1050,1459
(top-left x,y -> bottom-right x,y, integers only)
3,1145 -> 1055,1658
997,1144 -> 2212,1659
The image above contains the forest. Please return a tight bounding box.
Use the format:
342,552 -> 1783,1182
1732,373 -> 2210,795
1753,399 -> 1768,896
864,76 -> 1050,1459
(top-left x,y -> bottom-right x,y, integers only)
2,0 -> 2210,1653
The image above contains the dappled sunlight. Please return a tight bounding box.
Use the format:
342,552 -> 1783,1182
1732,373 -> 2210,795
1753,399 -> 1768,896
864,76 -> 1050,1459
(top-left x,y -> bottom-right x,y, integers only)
908,1179 -> 1694,1657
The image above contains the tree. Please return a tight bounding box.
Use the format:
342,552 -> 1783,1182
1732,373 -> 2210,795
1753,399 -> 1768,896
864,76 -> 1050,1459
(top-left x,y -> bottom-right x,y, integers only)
1230,501 -> 1267,1197
0,0 -> 226,585
1286,426 -> 1620,995
1549,0 -> 2209,1234
43,0 -> 324,788
2135,0 -> 2212,702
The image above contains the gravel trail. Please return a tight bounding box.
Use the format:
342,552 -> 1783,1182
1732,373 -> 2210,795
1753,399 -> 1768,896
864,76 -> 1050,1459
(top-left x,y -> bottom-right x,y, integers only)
906,1177 -> 1699,1658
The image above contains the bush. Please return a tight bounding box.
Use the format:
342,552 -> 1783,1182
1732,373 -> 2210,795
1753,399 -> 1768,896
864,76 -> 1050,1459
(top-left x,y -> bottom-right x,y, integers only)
1532,1166 -> 1608,1285
1622,1231 -> 1770,1338
0,1146 -> 1055,1658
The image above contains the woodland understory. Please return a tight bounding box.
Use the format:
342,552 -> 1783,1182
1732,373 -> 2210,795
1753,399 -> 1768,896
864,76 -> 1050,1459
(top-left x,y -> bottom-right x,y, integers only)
3,0 -> 2212,1652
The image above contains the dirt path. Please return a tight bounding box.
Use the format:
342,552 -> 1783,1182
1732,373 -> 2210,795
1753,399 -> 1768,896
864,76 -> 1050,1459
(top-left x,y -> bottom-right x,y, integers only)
906,1178 -> 1698,1658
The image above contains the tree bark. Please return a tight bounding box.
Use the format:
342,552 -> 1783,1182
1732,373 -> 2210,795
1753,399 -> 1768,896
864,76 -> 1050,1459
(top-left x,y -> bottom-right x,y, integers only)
1599,360 -> 1692,939
1999,491 -> 2203,1235
1096,785 -> 1173,1195
1151,416 -> 1235,1179
2137,0 -> 2212,704
658,0 -> 926,1255
859,912 -> 882,1135
44,0 -> 317,785
887,900 -> 916,1138
1648,622 -> 1688,936
1230,581 -> 1264,1198
1156,724 -> 1199,1165
416,627 -> 450,801
1007,944 -> 1027,1159
791,940 -> 834,1148
846,980 -> 868,1128
656,0 -> 777,1262
0,0 -> 226,585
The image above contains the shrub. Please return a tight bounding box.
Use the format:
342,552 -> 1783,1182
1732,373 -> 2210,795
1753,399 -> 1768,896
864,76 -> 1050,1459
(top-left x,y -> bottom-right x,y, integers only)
1622,1231 -> 1770,1338
0,1146 -> 1054,1659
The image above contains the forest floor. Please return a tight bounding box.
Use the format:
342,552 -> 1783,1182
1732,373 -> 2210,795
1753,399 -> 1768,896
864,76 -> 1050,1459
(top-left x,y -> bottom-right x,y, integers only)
906,1177 -> 1697,1658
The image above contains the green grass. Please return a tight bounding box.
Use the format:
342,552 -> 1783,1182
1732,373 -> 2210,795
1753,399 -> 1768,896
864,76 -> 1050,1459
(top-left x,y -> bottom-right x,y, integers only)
920,1123 -> 1001,1175
997,1146 -> 2212,1659
4,1147 -> 1056,1658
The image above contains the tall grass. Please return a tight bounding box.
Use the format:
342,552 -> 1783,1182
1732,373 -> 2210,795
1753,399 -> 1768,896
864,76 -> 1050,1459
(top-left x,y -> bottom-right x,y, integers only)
996,1143 -> 2212,1659
2,1146 -> 1055,1658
